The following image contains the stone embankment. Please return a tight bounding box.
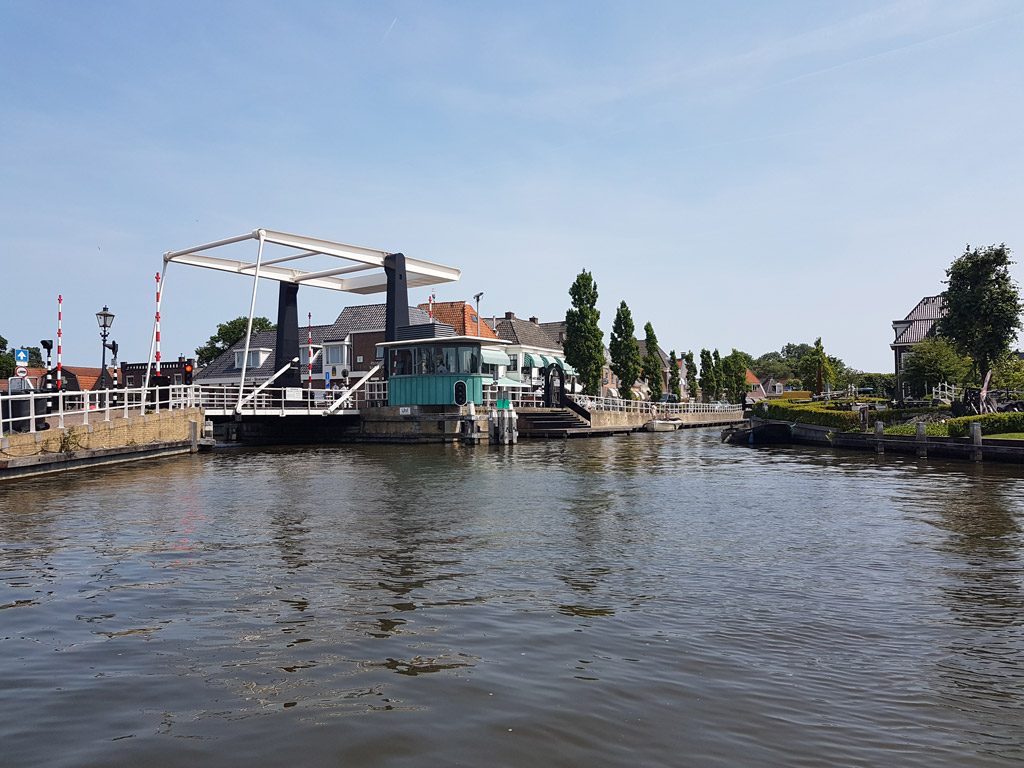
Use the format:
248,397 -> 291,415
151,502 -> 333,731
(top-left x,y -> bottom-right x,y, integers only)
0,407 -> 205,481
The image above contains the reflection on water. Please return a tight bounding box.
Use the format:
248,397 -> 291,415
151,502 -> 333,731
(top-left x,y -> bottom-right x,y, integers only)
1,432 -> 1024,767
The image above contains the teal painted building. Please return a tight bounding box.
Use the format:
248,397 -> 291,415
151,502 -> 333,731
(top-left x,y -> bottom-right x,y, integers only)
379,337 -> 513,407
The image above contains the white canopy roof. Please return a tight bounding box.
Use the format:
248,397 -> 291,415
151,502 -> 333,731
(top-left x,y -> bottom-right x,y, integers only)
164,228 -> 461,294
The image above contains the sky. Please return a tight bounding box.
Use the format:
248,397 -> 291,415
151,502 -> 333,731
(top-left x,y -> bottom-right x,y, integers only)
2,0 -> 1023,373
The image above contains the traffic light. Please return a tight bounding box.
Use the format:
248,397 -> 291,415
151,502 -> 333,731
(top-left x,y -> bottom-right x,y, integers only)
183,361 -> 194,385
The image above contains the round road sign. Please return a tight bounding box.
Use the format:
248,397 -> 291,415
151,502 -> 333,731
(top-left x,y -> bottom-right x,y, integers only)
15,366 -> 28,378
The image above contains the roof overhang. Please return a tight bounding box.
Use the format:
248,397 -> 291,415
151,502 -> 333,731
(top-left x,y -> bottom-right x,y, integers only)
376,337 -> 511,348
164,229 -> 461,294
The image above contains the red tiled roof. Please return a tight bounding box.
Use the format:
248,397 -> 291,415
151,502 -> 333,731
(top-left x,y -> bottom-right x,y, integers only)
417,301 -> 498,338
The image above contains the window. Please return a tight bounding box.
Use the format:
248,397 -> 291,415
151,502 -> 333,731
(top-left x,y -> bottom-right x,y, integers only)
391,348 -> 414,376
234,349 -> 270,369
459,347 -> 479,374
507,354 -> 518,370
126,375 -> 135,386
299,346 -> 322,366
174,374 -> 182,384
325,345 -> 348,366
356,355 -> 364,364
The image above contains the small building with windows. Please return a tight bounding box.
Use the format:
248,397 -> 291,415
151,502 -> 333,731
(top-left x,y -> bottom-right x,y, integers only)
380,336 -> 514,406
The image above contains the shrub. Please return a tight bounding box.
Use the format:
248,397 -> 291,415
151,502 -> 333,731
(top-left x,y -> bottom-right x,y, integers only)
883,423 -> 950,437
946,412 -> 1024,438
753,401 -> 860,431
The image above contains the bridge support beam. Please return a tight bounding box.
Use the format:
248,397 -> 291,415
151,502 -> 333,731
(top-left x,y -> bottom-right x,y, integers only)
275,282 -> 301,388
384,252 -> 409,344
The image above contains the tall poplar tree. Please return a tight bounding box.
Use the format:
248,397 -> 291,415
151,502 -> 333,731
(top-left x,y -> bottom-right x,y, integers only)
643,322 -> 663,401
712,349 -> 724,400
564,270 -> 605,395
939,243 -> 1023,379
699,348 -> 714,402
683,351 -> 698,400
609,301 -> 641,400
668,350 -> 681,400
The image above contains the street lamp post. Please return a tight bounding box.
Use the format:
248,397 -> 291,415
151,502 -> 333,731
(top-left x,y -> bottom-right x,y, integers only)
473,292 -> 484,337
96,305 -> 115,393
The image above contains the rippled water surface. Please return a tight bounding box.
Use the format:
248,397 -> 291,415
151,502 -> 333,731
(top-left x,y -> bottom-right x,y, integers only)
2,430 -> 1024,767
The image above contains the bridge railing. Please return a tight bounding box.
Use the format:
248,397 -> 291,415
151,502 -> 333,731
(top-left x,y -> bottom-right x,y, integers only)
193,381 -> 388,415
0,384 -> 198,437
567,394 -> 743,416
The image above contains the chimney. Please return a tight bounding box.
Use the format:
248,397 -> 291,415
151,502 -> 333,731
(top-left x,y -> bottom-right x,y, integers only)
505,311 -> 515,320
529,316 -> 538,324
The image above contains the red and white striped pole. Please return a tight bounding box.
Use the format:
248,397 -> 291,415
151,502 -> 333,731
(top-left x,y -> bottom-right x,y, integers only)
154,272 -> 162,375
307,312 -> 313,390
56,294 -> 63,391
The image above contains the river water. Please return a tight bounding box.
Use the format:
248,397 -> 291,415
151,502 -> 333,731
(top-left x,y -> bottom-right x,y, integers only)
1,429 -> 1023,767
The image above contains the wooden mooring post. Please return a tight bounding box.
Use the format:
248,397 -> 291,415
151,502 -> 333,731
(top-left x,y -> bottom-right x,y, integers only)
916,421 -> 927,459
971,421 -> 983,462
875,421 -> 884,454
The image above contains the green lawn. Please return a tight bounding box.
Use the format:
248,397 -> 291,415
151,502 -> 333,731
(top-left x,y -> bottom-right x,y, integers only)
984,432 -> 1024,440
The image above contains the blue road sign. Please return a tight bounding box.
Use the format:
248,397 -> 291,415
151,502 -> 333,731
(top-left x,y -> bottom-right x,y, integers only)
14,348 -> 29,365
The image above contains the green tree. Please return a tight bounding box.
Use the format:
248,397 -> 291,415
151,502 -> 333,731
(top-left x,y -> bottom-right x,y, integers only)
721,349 -> 750,403
901,337 -> 971,397
683,351 -> 698,400
797,337 -> 836,395
0,334 -> 11,379
939,243 -> 1023,379
992,353 -> 1024,391
712,349 -> 724,400
853,373 -> 897,399
642,322 -> 663,401
564,270 -> 605,395
698,348 -> 714,402
195,316 -> 275,366
752,351 -> 792,380
668,350 -> 682,400
609,301 -> 641,400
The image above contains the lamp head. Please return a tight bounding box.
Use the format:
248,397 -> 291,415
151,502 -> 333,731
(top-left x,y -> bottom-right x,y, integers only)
96,305 -> 115,330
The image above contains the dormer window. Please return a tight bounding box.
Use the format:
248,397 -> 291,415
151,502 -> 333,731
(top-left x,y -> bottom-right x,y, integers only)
234,348 -> 271,369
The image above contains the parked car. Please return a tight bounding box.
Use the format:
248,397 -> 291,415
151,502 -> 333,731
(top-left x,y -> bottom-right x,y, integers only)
657,394 -> 680,403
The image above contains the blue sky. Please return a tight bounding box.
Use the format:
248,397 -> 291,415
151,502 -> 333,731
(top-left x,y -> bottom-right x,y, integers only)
2,0 -> 1022,372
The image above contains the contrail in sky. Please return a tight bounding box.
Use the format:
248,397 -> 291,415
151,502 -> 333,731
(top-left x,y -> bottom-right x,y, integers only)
382,17 -> 398,43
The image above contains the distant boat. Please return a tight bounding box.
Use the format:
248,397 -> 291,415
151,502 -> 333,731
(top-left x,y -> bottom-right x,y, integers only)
644,419 -> 680,432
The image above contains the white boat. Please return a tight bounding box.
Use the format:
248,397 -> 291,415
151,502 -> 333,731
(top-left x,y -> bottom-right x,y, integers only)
643,419 -> 679,432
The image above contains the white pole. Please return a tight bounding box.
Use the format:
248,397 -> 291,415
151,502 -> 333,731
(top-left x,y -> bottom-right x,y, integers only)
143,268 -> 168,411
56,294 -> 63,392
236,230 -> 266,412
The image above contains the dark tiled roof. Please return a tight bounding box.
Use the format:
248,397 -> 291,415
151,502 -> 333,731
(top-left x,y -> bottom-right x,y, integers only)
195,304 -> 434,381
538,321 -> 567,349
323,304 -> 431,342
493,316 -> 563,351
637,340 -> 670,367
892,295 -> 945,347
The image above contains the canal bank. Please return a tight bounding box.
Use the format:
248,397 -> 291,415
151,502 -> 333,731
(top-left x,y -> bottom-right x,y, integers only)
0,407 -> 206,481
744,416 -> 1024,463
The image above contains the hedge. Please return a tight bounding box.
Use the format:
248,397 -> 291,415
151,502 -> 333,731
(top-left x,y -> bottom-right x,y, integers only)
946,412 -> 1024,438
883,423 -> 950,437
753,401 -> 860,431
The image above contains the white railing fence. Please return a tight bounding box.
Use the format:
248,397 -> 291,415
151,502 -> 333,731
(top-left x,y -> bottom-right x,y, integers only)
568,394 -> 743,416
0,384 -> 197,437
2,380 -> 744,436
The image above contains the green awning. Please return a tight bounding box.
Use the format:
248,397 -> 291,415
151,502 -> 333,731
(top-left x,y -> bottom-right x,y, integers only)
523,353 -> 541,367
481,348 -> 511,366
555,357 -> 578,375
491,376 -> 533,388
540,355 -> 555,367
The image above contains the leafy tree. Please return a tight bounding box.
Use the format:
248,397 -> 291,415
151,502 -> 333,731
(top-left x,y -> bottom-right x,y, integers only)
668,350 -> 682,400
752,351 -> 791,381
564,270 -> 604,395
195,316 -> 275,366
0,335 -> 11,379
698,349 -> 714,402
939,243 -> 1023,379
853,373 -> 897,399
683,351 -> 698,400
642,322 -> 663,401
796,338 -> 836,395
992,353 -> 1024,391
901,337 -> 971,397
721,349 -> 750,403
712,349 -> 724,400
609,301 -> 641,400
